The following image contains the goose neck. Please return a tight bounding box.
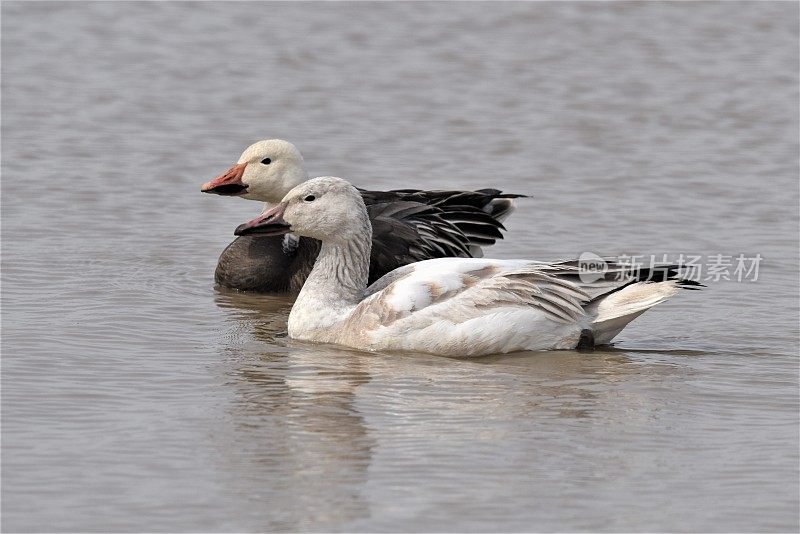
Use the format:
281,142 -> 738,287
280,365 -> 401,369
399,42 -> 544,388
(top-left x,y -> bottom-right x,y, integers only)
294,220 -> 373,312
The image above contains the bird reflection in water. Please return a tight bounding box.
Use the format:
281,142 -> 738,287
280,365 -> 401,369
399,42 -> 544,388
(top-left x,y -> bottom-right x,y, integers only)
212,288 -> 376,530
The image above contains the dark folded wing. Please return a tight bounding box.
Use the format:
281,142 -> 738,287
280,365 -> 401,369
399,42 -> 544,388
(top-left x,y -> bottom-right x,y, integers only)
360,188 -> 526,251
365,200 -> 473,283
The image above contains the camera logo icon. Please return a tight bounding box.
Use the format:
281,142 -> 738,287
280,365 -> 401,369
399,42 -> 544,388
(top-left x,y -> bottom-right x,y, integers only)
578,252 -> 608,283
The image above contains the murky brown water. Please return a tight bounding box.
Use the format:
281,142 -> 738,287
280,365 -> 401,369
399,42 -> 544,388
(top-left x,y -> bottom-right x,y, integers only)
2,2 -> 798,532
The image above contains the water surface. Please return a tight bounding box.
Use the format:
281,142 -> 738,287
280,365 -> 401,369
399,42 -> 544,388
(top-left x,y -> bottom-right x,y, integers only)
2,2 -> 798,531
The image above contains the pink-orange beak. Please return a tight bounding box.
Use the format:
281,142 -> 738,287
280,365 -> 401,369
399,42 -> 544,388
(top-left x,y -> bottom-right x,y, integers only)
234,202 -> 291,237
201,162 -> 248,196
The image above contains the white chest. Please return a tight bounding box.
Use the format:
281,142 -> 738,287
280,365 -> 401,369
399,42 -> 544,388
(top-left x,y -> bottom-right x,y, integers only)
287,294 -> 349,342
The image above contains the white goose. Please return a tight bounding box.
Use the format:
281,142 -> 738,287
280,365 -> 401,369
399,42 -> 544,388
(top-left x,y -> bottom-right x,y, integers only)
234,177 -> 701,357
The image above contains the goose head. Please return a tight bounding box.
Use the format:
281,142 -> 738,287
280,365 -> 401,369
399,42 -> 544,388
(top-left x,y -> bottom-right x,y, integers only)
234,177 -> 369,243
201,139 -> 308,203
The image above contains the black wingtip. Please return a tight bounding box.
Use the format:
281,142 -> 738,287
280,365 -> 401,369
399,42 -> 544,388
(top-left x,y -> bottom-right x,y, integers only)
473,188 -> 530,199
676,279 -> 706,289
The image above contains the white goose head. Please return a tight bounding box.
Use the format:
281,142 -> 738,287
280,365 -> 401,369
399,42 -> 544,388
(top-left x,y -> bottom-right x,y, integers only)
201,139 -> 309,203
234,177 -> 370,243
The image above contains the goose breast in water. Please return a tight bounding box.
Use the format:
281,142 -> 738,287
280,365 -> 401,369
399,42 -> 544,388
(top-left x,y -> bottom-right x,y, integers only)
202,140 -> 525,293
234,177 -> 703,357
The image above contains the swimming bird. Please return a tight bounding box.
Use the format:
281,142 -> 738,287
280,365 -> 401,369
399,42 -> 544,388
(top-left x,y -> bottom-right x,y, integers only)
202,140 -> 524,293
234,177 -> 701,356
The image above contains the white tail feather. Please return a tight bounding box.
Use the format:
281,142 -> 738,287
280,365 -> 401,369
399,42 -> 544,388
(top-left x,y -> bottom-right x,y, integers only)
586,281 -> 680,345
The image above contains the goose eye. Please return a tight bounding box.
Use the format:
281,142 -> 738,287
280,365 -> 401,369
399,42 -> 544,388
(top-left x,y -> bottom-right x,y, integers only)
261,158 -> 271,165
303,195 -> 316,202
